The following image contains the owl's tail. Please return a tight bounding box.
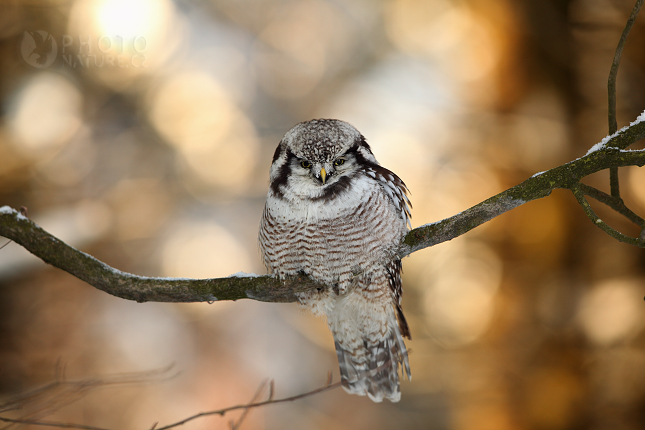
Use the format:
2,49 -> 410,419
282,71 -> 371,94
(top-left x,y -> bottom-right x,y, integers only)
333,311 -> 411,403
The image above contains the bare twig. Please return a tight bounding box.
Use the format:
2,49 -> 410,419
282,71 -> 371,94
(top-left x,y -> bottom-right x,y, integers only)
569,183 -> 644,246
0,366 -> 177,430
579,182 -> 645,228
0,377 -> 341,430
153,378 -> 342,430
0,417 -> 111,430
230,379 -> 270,430
607,0 -> 644,197
608,0 -> 644,135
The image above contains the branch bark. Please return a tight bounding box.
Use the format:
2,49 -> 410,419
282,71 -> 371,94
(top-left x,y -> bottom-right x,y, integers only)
1,120 -> 644,303
0,209 -> 322,303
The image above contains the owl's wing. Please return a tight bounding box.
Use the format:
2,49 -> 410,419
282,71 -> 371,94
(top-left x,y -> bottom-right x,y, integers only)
385,258 -> 411,339
363,165 -> 412,229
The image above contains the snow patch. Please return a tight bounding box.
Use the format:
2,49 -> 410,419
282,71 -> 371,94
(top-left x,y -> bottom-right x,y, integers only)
631,109 -> 645,125
228,271 -> 262,278
0,206 -> 28,221
586,109 -> 645,156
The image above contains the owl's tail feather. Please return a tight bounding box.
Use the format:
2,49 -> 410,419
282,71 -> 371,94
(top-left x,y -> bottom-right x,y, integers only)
335,315 -> 410,403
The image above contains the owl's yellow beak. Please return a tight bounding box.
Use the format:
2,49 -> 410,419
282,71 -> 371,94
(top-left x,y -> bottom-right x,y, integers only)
320,167 -> 327,184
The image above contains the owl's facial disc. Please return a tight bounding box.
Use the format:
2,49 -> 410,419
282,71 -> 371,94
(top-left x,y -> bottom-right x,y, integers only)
301,160 -> 332,185
297,156 -> 351,187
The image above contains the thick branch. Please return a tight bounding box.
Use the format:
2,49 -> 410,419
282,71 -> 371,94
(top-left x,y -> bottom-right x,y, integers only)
1,122 -> 645,303
0,208 -> 322,303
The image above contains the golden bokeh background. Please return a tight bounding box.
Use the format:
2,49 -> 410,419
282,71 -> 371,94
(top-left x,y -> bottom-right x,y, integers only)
1,0 -> 645,429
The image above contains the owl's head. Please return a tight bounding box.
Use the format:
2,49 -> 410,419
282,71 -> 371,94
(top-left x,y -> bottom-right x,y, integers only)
269,119 -> 379,201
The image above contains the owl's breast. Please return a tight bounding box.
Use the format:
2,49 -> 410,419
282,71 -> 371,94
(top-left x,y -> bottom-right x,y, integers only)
259,175 -> 406,287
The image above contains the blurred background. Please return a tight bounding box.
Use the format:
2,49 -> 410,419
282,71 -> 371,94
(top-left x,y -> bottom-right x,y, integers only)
1,0 -> 645,429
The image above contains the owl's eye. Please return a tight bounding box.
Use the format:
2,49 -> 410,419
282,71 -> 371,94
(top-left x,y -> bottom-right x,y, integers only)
300,160 -> 312,169
334,158 -> 345,167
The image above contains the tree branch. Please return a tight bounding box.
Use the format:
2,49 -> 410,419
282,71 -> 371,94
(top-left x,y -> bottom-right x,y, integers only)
400,122 -> 645,256
0,206 -> 325,303
1,119 -> 644,302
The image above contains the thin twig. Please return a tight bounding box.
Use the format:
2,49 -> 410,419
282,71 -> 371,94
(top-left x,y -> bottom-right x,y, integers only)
608,0 -> 644,134
607,0 -> 644,197
268,380 -> 275,402
0,366 -> 178,430
0,377 -> 341,430
230,379 -> 270,430
0,417 -> 111,430
154,378 -> 342,430
569,183 -> 645,247
579,182 -> 645,227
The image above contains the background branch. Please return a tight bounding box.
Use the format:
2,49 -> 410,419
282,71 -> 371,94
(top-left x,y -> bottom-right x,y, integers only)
0,367 -> 176,430
0,375 -> 340,430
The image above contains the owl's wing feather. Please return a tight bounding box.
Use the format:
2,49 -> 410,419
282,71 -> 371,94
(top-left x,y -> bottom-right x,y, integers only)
363,165 -> 412,229
386,259 -> 411,339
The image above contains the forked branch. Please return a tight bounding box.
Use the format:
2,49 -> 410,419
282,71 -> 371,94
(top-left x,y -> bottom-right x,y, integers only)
0,3 -> 644,430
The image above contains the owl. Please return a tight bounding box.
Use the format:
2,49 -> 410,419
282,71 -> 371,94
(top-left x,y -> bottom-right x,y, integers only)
258,119 -> 411,402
